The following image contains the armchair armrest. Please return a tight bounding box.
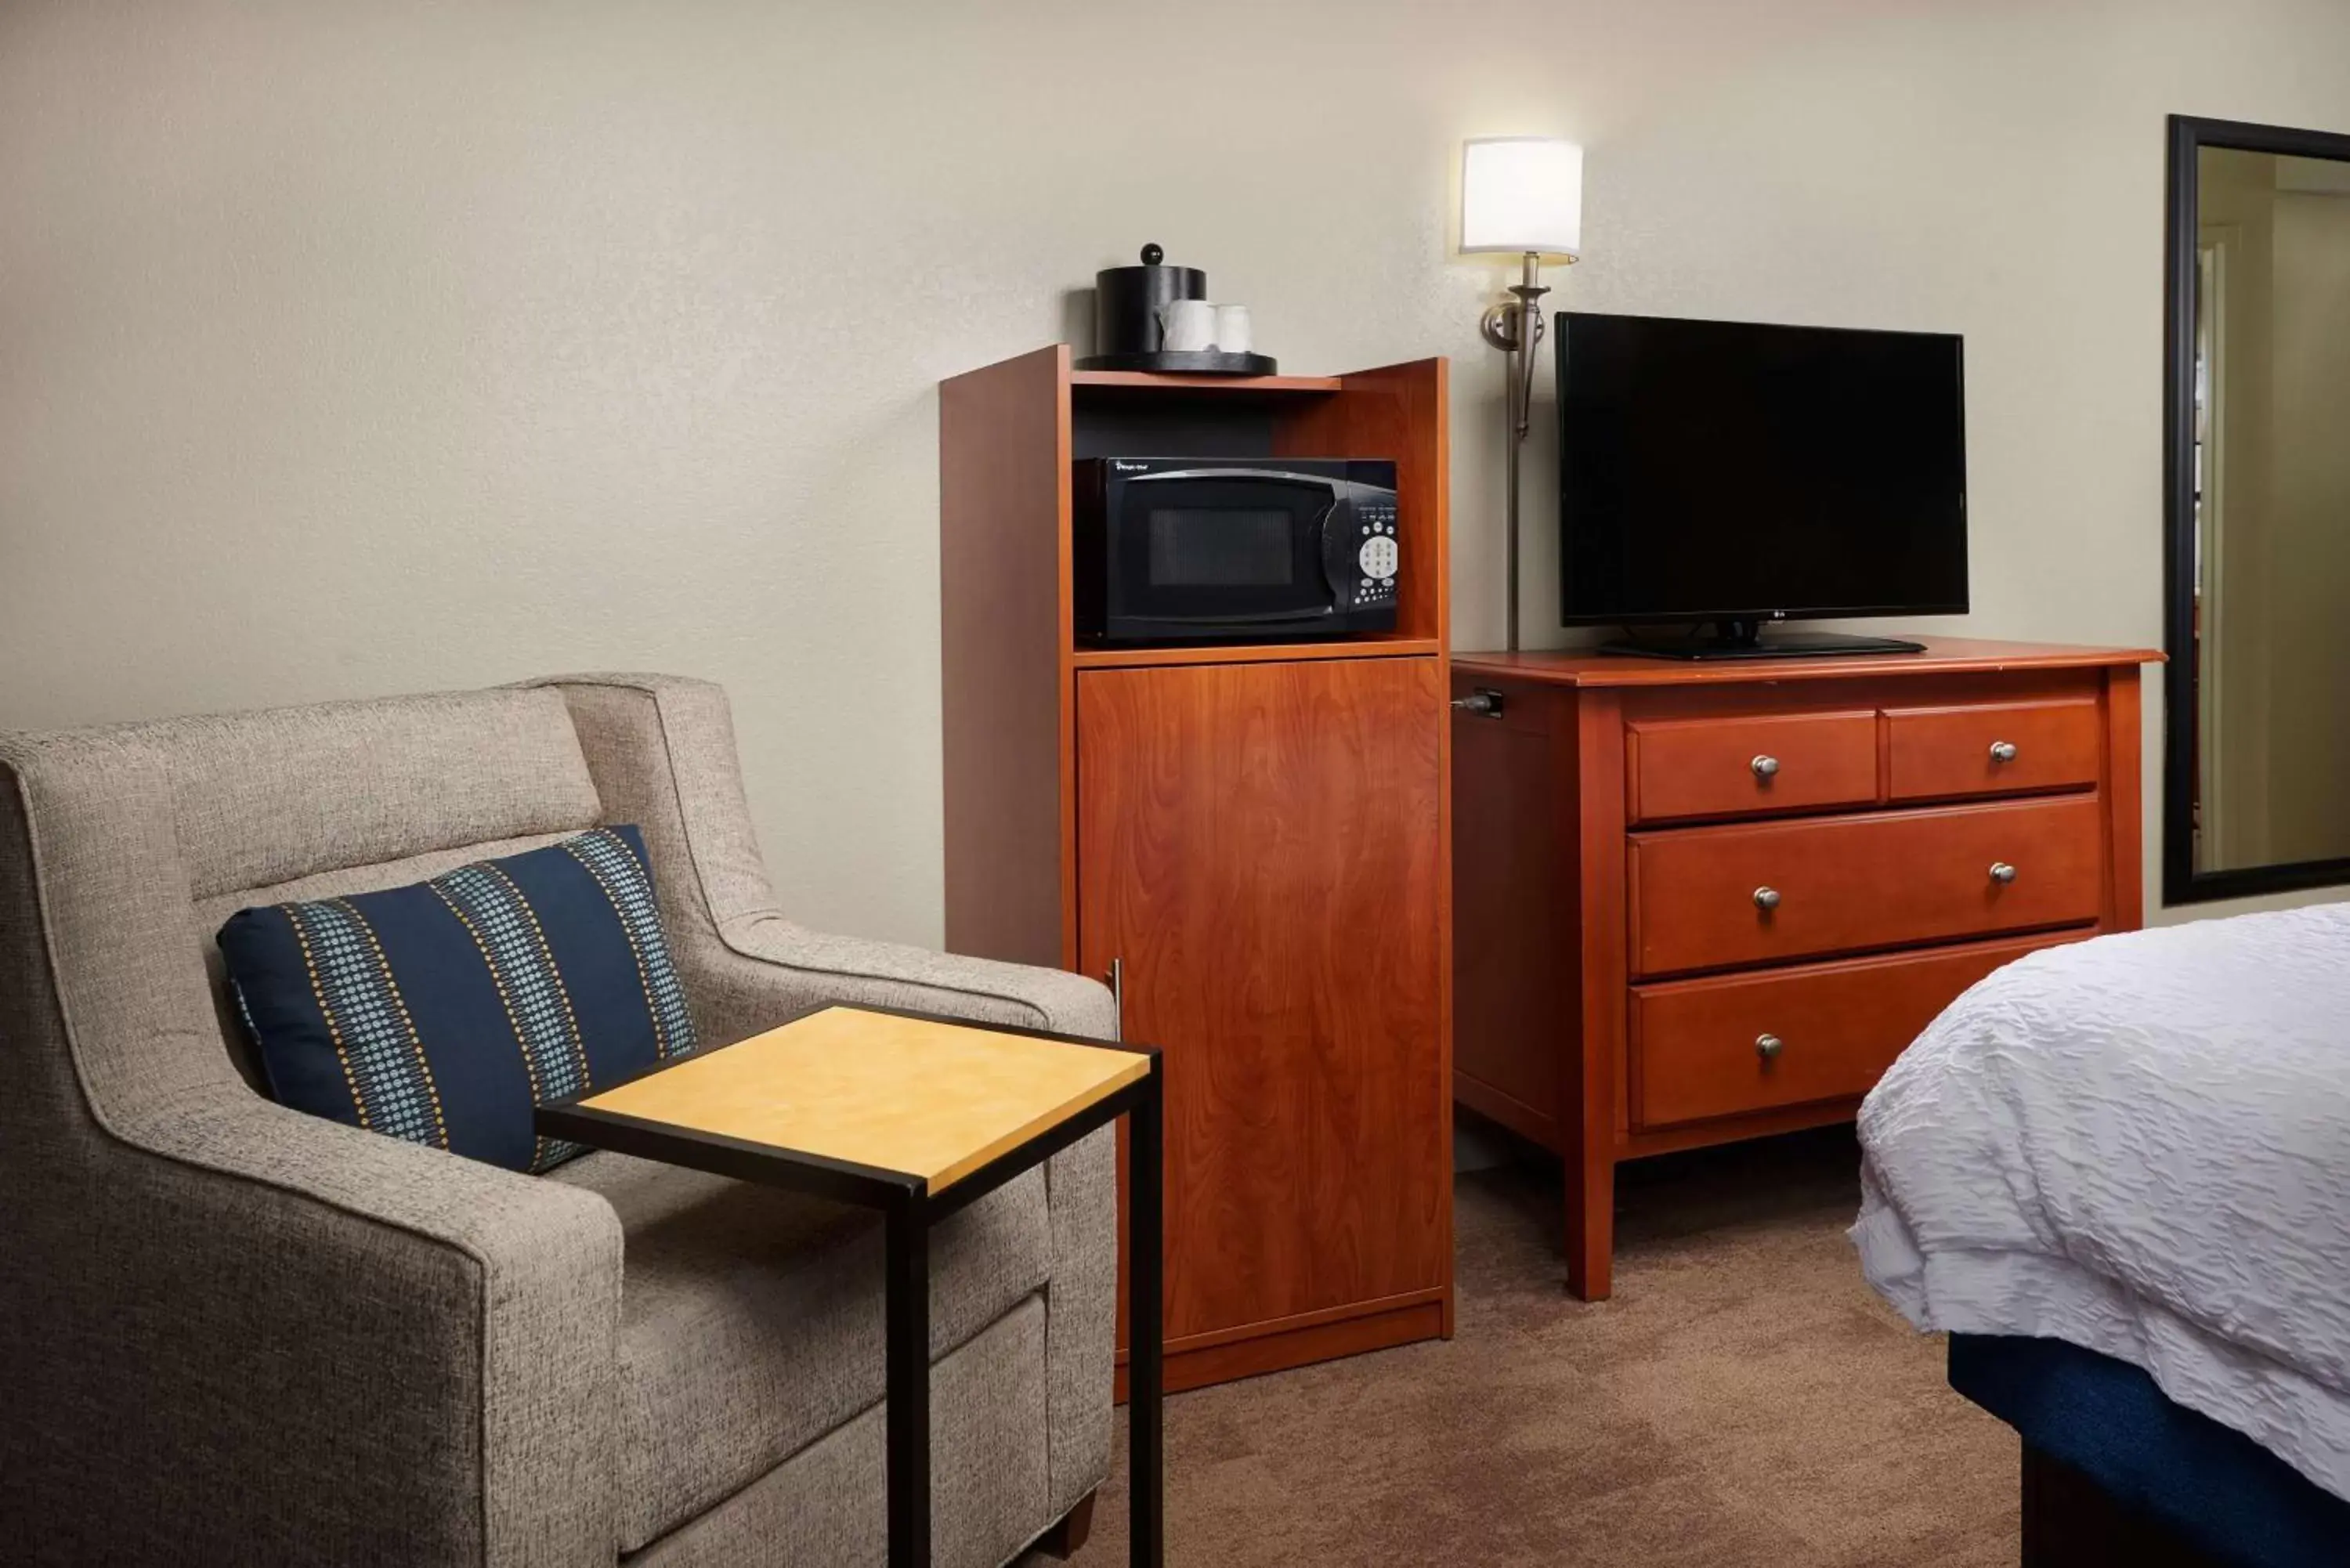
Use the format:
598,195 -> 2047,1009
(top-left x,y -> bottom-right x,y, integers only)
526,673 -> 1117,1046
688,915 -> 1115,1047
66,1079 -> 624,1566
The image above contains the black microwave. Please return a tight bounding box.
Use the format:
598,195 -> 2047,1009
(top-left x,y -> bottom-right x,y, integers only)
1072,457 -> 1401,645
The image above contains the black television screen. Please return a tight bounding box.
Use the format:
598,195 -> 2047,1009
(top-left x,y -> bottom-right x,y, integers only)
1558,312 -> 1969,629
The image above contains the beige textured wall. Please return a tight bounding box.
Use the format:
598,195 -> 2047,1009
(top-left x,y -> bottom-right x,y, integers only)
7,0 -> 2350,943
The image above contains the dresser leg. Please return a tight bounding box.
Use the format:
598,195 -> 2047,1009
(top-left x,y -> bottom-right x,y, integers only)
1566,1151 -> 1614,1301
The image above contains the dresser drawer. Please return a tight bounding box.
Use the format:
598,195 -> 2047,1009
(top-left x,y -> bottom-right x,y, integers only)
1626,710 -> 1878,824
1630,934 -> 2081,1128
1629,796 -> 2104,976
1885,699 -> 2101,801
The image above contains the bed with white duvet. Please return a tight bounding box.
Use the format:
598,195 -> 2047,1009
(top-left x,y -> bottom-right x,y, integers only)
1853,901 -> 2350,1508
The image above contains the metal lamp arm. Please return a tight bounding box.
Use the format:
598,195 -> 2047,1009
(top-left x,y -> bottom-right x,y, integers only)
1477,249 -> 1561,650
1511,293 -> 1547,440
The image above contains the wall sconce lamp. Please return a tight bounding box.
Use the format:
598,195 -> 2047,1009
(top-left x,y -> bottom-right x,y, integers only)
1461,135 -> 1584,650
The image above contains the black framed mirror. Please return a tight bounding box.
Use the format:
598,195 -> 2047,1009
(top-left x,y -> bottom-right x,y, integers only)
2164,114 -> 2350,904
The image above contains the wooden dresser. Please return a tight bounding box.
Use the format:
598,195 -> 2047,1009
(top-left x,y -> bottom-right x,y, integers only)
940,347 -> 1455,1390
1448,638 -> 2162,1299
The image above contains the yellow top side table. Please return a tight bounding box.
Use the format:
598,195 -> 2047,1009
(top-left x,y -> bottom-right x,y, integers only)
539,1003 -> 1165,1568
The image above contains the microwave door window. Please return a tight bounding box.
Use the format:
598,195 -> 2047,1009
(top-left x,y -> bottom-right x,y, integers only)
1148,508 -> 1296,588
1118,479 -> 1336,625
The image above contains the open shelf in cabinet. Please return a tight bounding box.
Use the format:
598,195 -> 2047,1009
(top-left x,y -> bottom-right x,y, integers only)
1061,351 -> 1448,647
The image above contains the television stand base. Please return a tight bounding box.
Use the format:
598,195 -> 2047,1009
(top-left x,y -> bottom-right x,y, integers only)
1600,623 -> 1929,661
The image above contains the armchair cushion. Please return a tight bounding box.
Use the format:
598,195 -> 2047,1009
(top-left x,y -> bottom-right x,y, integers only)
219,825 -> 698,1173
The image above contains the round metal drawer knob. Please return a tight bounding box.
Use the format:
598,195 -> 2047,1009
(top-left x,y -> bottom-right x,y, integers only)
1755,1032 -> 1784,1061
1990,862 -> 2019,884
1753,886 -> 1782,911
1989,740 -> 2019,764
1751,753 -> 1781,779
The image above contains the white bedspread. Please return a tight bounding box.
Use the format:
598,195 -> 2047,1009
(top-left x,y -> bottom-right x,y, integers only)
1853,902 -> 2350,1502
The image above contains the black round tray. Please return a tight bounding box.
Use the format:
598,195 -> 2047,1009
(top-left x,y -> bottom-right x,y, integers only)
1074,349 -> 1279,377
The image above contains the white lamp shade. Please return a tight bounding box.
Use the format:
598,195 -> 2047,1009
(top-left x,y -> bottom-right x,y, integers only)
1460,137 -> 1584,259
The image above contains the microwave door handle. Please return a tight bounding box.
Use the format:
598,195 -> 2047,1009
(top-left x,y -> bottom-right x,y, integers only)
1320,488 -> 1354,602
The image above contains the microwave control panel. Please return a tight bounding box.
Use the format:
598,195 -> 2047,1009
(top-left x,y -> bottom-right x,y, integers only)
1354,493 -> 1400,605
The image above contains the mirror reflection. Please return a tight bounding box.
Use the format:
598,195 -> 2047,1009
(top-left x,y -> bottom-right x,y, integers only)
2187,144 -> 2350,876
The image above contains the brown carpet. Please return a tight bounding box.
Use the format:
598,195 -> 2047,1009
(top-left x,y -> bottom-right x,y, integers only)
1025,1124 -> 2018,1567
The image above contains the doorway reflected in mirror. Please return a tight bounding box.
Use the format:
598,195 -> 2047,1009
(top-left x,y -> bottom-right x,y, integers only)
2166,117 -> 2350,902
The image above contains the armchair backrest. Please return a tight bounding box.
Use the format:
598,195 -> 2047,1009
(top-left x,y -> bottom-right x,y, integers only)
0,688 -> 607,1122
0,673 -> 795,1187
171,688 -> 604,919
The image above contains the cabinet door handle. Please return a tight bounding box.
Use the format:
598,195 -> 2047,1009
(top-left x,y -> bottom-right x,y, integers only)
1989,740 -> 2019,764
1751,754 -> 1780,778
1989,862 -> 2018,885
1755,1032 -> 1784,1061
1752,886 -> 1782,911
1105,956 -> 1125,1042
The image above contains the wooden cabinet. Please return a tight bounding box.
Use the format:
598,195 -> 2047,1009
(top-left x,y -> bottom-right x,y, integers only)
940,348 -> 1453,1391
1077,659 -> 1448,1349
1449,639 -> 2161,1299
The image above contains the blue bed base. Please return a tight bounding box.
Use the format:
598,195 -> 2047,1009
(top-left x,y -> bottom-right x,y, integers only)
1949,1334 -> 2350,1567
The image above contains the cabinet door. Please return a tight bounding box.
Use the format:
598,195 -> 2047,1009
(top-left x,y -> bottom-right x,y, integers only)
1078,656 -> 1447,1344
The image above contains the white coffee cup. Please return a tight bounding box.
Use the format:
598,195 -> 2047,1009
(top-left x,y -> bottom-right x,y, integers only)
1213,304 -> 1252,355
1159,299 -> 1217,352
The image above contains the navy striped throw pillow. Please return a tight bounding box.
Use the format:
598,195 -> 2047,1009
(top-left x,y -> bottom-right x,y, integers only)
218,825 -> 696,1173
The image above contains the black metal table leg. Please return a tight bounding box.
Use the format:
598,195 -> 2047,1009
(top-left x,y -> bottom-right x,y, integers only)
885,1196 -> 930,1568
1129,1063 -> 1165,1568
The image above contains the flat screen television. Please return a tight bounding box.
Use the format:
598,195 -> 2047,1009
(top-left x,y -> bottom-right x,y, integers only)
1557,311 -> 1969,659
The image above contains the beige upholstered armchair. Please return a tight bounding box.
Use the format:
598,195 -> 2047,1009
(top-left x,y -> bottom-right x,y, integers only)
0,674 -> 1117,1566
